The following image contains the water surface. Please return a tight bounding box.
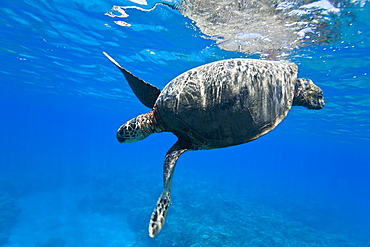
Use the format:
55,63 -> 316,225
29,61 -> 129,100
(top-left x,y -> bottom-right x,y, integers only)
1,0 -> 369,246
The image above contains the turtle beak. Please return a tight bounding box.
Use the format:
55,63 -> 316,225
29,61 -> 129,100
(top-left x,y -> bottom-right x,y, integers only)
116,126 -> 126,143
116,133 -> 126,143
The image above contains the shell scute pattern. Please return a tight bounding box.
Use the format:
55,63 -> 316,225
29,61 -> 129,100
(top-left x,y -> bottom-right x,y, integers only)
156,59 -> 298,148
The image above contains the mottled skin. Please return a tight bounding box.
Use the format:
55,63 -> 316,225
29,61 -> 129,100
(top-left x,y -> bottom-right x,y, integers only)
103,53 -> 325,237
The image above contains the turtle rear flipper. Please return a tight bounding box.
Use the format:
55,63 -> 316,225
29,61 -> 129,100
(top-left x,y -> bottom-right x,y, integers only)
149,141 -> 188,237
149,190 -> 171,237
103,52 -> 161,108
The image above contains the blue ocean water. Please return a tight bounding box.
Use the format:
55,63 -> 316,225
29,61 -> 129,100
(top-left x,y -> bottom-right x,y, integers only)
1,0 -> 370,246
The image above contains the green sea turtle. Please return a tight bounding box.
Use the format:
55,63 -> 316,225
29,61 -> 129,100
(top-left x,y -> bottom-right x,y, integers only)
103,52 -> 325,237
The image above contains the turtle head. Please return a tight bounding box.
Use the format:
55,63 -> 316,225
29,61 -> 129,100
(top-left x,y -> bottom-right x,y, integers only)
116,111 -> 162,143
293,78 -> 325,110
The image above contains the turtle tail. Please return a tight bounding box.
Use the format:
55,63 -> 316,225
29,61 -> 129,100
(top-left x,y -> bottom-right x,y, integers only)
149,190 -> 171,238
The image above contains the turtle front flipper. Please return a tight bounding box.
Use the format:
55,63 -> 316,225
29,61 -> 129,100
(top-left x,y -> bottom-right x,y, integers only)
149,141 -> 188,237
103,52 -> 161,108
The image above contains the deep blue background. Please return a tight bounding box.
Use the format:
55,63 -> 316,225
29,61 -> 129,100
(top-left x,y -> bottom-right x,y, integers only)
1,0 -> 369,246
